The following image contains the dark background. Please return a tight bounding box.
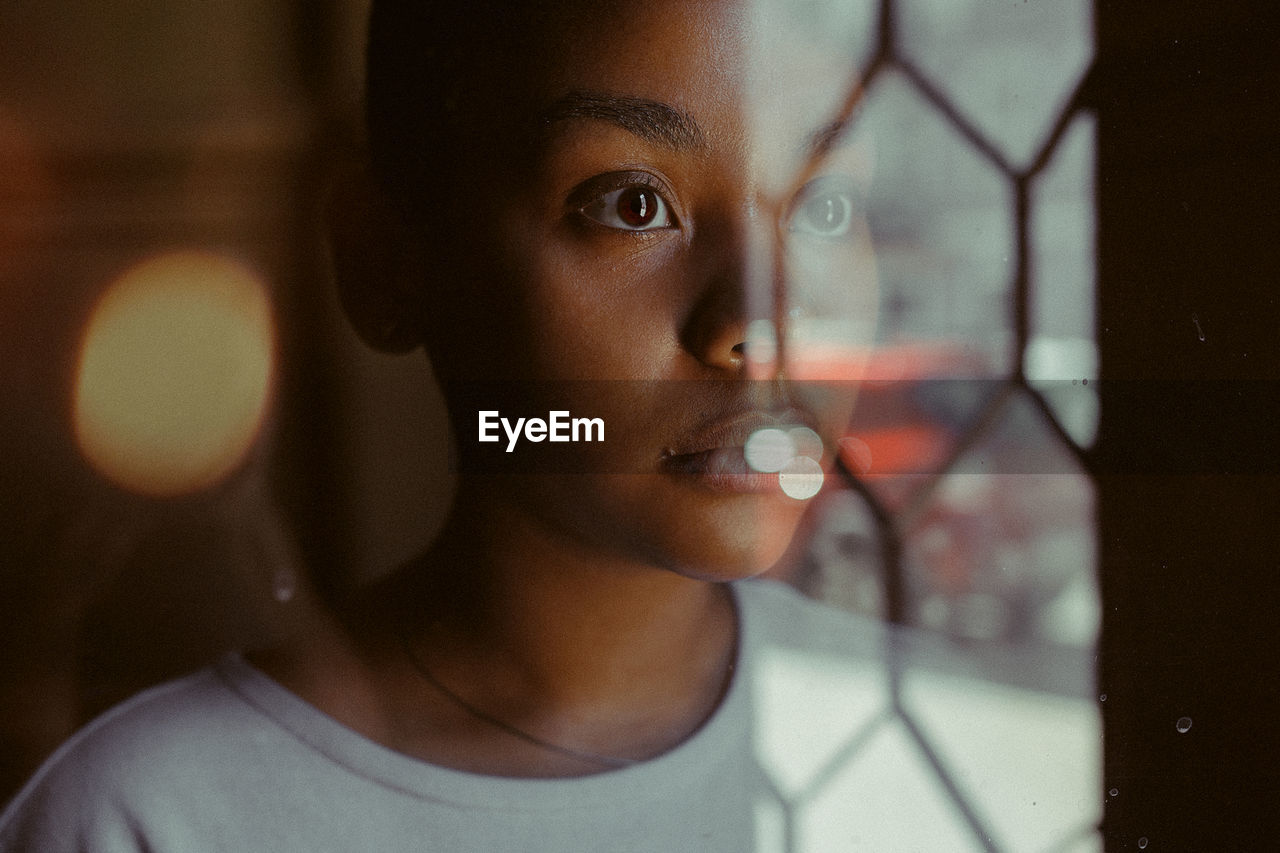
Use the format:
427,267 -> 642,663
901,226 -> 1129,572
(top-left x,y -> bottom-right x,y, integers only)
1095,2 -> 1280,847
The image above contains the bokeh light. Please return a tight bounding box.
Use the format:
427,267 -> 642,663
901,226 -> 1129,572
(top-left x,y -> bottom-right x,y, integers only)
745,319 -> 779,372
787,426 -> 823,462
778,455 -> 824,501
72,251 -> 275,497
745,428 -> 795,474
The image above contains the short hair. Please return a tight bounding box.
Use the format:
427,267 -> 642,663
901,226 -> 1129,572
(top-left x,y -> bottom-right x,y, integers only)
364,1 -> 556,221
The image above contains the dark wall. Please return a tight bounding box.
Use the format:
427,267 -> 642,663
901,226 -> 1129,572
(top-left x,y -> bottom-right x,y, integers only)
1095,3 -> 1280,847
0,0 -> 337,801
0,0 -> 459,805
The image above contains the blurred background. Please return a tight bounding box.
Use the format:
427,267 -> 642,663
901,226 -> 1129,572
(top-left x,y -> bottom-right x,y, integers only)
0,0 -> 451,800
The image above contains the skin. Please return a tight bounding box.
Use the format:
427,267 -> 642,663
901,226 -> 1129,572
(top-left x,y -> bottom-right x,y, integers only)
254,0 -> 877,778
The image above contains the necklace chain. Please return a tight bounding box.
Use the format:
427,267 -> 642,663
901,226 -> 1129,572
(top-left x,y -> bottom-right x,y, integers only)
400,635 -> 640,770
399,588 -> 738,772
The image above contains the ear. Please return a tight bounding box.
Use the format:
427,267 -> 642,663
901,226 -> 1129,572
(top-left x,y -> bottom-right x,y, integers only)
327,167 -> 427,354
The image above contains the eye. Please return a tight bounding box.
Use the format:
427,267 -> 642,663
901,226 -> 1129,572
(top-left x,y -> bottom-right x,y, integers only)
790,185 -> 856,238
580,185 -> 675,232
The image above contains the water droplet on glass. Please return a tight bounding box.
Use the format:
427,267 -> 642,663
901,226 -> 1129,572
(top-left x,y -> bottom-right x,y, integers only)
272,566 -> 296,603
1099,693 -> 1107,702
1176,716 -> 1192,733
1138,837 -> 1148,849
1109,788 -> 1119,797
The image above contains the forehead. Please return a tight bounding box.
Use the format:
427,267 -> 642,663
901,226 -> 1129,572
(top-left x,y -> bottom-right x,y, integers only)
528,0 -> 862,168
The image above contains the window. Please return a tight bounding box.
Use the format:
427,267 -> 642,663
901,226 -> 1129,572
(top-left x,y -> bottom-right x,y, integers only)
765,2 -> 1103,849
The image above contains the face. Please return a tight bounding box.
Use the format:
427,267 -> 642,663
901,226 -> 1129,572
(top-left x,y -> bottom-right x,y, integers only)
416,0 -> 878,579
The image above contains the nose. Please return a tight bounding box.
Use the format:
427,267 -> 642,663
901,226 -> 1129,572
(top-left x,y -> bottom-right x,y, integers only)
679,202 -> 785,377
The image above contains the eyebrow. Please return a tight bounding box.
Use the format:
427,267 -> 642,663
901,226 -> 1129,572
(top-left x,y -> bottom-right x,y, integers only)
542,91 -> 706,151
807,117 -> 856,159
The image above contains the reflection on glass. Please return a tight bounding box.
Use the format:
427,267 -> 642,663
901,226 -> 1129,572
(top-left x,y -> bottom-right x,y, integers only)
1028,115 -> 1099,446
898,0 -> 1094,166
856,71 -> 1014,369
899,391 -> 1098,648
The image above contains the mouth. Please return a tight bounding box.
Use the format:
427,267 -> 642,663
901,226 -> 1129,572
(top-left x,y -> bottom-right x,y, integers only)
661,409 -> 823,495
660,446 -> 779,494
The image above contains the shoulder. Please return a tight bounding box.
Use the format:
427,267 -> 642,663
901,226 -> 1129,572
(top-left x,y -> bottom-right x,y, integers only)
0,660 -> 270,851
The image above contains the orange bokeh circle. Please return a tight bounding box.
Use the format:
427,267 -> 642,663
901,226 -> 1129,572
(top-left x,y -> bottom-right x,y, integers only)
72,250 -> 276,497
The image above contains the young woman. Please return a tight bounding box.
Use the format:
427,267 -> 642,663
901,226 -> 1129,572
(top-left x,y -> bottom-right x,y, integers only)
0,1 -> 1052,850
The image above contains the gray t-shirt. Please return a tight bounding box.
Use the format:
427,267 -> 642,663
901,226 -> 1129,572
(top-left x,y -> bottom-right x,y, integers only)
0,580 -> 1100,852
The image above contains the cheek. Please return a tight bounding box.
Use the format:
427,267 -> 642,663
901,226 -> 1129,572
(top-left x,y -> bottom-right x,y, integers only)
785,231 -> 879,384
512,231 -> 689,381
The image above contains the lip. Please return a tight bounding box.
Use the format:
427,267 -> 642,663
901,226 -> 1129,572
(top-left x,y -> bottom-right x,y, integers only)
661,409 -> 817,494
661,446 -> 779,493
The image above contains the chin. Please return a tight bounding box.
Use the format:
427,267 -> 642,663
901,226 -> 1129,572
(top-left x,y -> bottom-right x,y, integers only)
516,472 -> 815,584
647,491 -> 811,583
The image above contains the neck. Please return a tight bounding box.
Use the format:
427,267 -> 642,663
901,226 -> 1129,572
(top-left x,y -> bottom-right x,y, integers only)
402,485 -> 737,713
255,479 -> 742,775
